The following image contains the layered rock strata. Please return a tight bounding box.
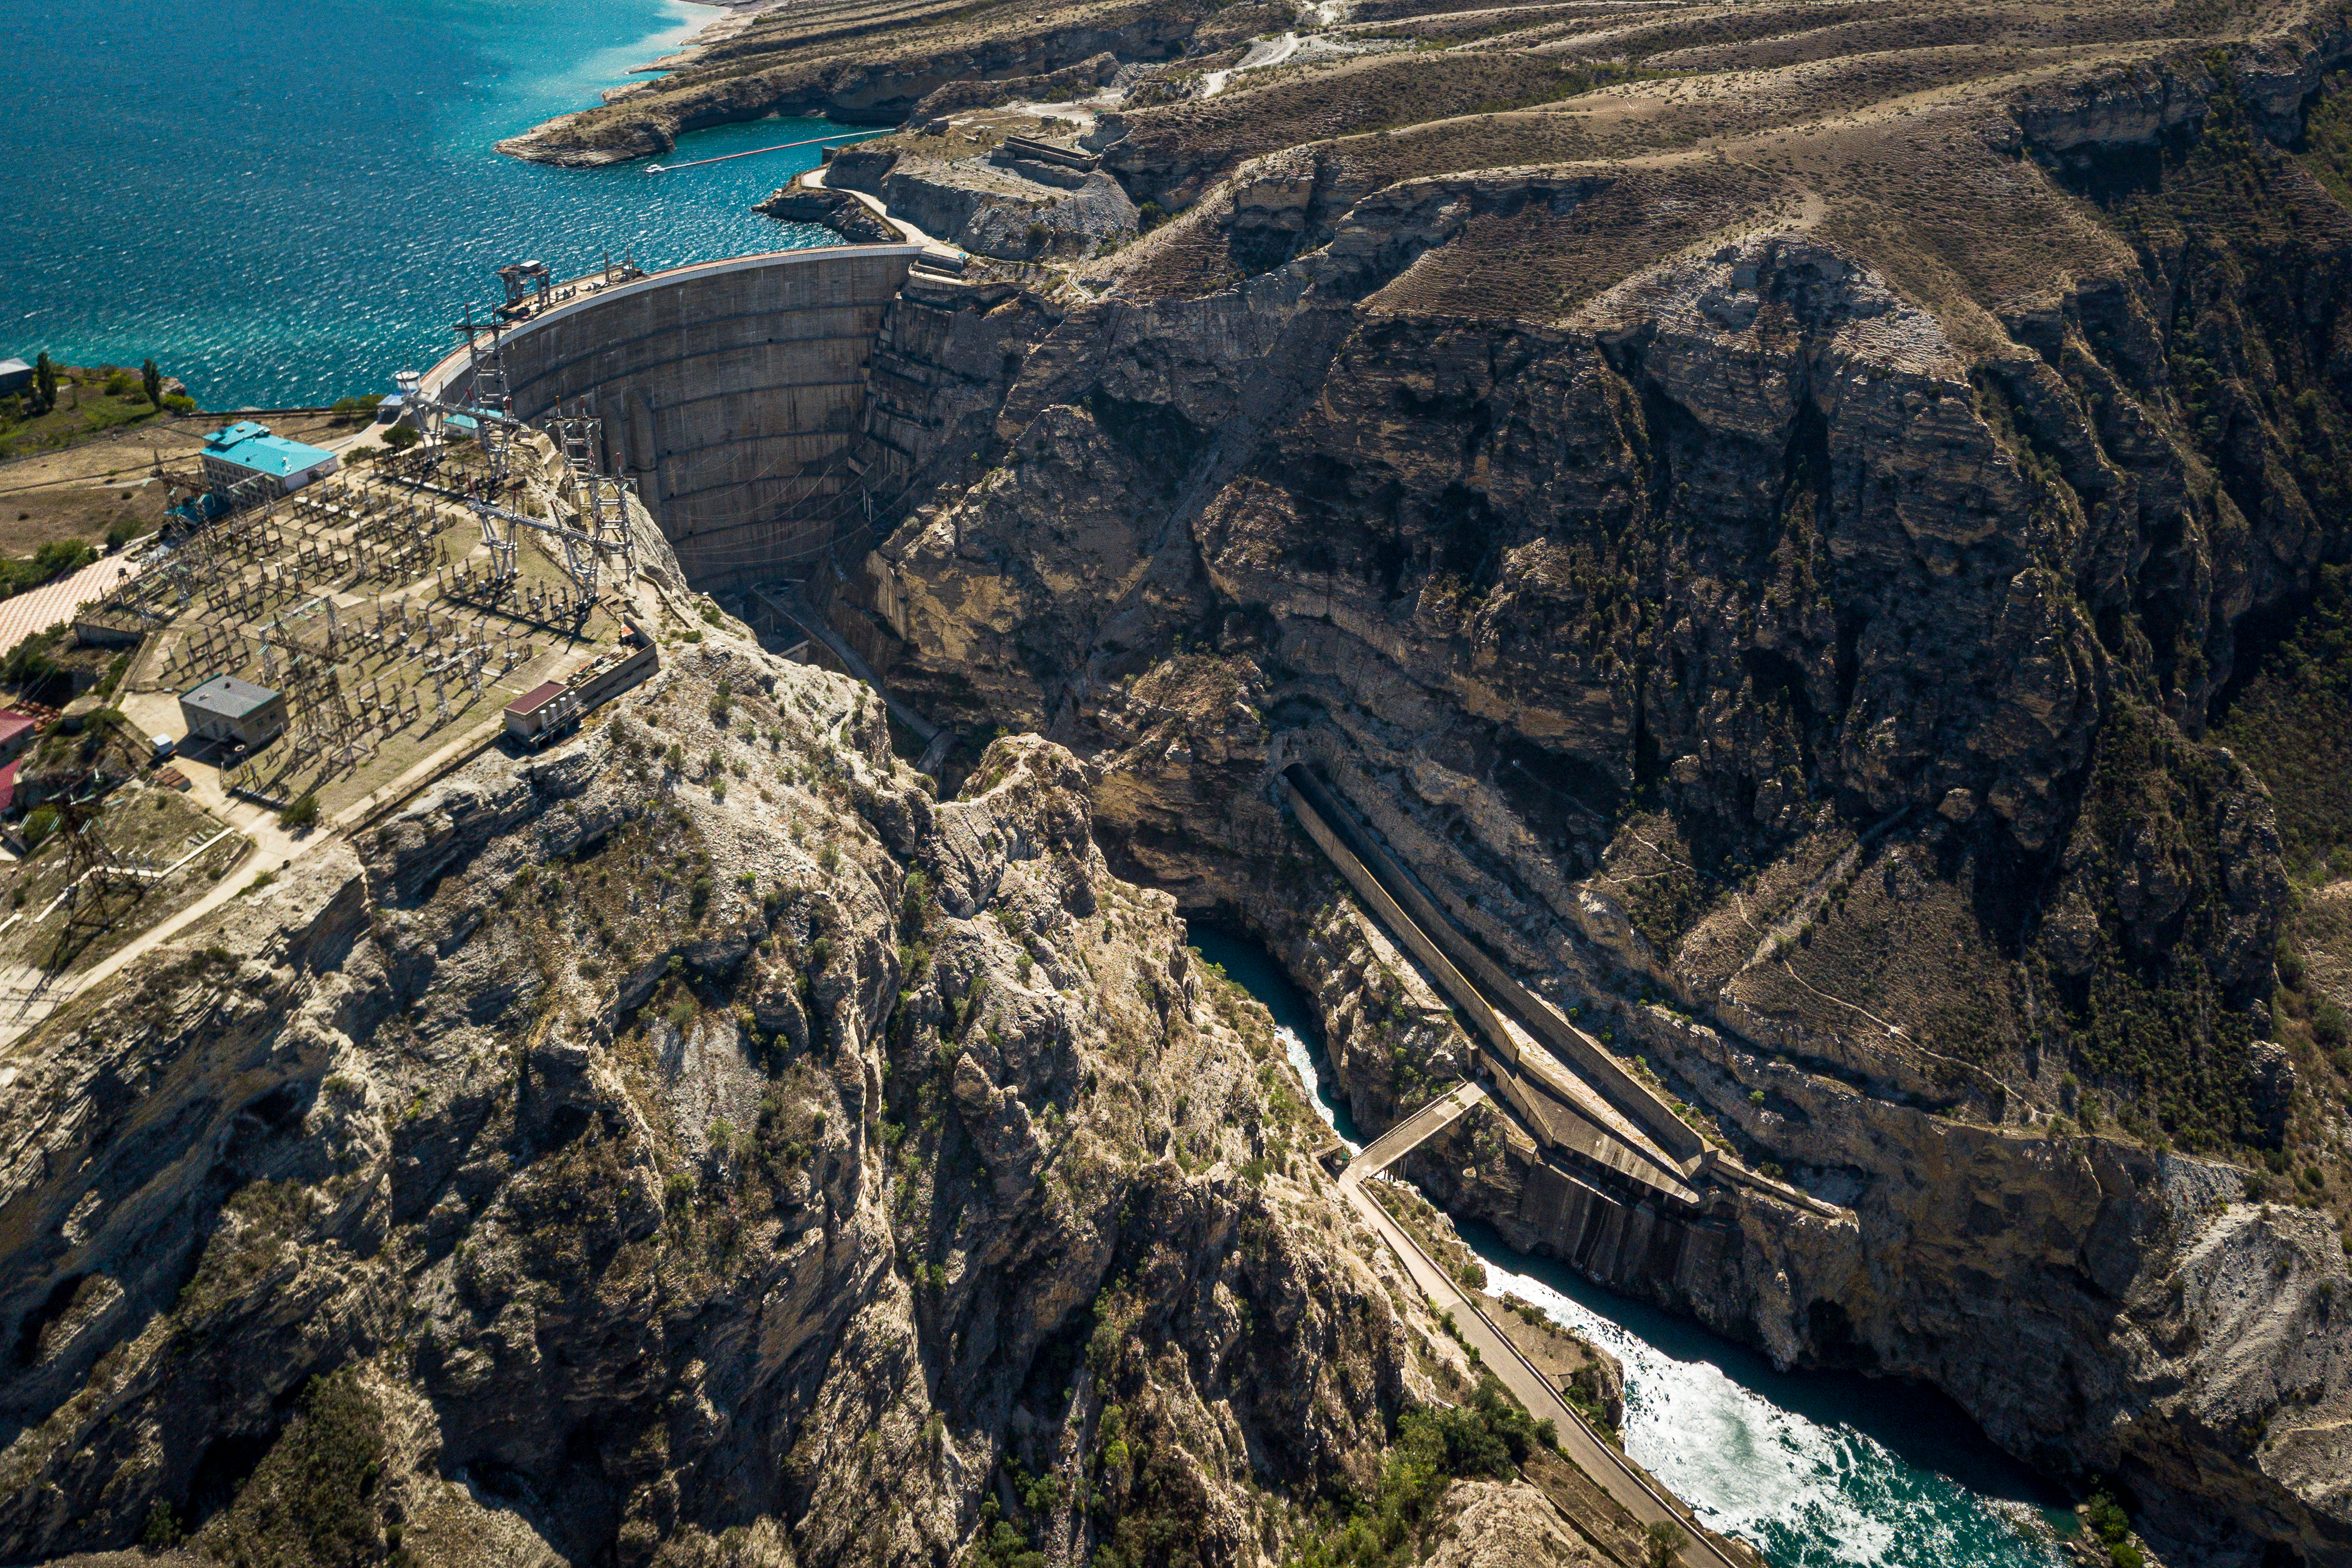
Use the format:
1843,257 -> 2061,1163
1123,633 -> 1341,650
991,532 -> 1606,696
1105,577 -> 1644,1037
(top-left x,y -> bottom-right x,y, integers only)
826,10 -> 2352,1561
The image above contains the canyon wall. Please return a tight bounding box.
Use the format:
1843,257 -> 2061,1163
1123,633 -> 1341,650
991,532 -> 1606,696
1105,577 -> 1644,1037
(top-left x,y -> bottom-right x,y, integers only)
834,28 -> 2352,1564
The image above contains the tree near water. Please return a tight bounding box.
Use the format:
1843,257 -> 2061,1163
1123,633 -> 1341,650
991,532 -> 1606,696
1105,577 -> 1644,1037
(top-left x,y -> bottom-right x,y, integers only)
31,353 -> 55,415
141,358 -> 162,408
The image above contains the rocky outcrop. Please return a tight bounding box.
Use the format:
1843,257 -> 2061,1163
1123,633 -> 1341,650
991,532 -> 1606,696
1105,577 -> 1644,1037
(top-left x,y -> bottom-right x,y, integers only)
753,186 -> 900,245
829,144 -> 1138,260
0,566 -> 1634,1565
497,0 -> 1213,166
908,52 -> 1122,123
835,11 -> 2352,1560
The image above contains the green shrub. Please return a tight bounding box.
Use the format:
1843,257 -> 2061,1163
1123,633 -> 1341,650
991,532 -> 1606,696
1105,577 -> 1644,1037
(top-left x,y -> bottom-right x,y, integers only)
278,792 -> 320,830
0,539 -> 96,600
1284,1377 -> 1551,1568
139,1500 -> 184,1550
2085,1490 -> 2131,1548
2216,562 -> 2352,872
203,1370 -> 386,1568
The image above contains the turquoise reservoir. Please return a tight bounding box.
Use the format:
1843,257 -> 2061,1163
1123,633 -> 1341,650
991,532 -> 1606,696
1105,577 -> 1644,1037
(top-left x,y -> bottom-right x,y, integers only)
0,0 -> 846,408
1187,926 -> 2076,1568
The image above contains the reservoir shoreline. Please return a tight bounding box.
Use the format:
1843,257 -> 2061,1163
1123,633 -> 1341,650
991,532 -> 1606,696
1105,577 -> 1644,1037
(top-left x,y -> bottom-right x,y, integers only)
0,0 -> 841,410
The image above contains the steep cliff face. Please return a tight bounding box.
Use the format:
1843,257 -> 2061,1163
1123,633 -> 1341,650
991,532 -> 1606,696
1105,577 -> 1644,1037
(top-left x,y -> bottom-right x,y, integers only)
838,12 -> 2352,1561
0,592 -> 1653,1568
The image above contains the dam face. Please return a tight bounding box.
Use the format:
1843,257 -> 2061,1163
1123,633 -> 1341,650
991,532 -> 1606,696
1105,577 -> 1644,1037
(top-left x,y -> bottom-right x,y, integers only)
423,245 -> 921,591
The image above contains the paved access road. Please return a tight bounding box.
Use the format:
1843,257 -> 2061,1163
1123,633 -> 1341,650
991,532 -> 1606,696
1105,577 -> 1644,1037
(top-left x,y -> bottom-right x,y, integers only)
1338,1146 -> 1745,1568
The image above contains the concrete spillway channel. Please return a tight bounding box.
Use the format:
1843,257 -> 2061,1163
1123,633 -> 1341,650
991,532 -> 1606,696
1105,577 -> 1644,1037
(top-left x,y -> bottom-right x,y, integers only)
1281,762 -> 1841,1247
1282,764 -> 1713,1201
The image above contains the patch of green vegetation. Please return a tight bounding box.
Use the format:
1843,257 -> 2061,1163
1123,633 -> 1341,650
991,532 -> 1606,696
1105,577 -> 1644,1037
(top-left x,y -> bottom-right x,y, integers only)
1608,816 -> 1712,958
2033,702 -> 2266,1148
1283,1377 -> 1554,1568
200,1368 -> 386,1568
141,1500 -> 185,1551
2214,563 -> 2352,879
973,1495 -> 1047,1568
2298,70 -> 2352,208
1643,1521 -> 1691,1567
173,1180 -> 311,1328
2081,1489 -> 2144,1568
0,359 -> 169,458
0,540 -> 96,601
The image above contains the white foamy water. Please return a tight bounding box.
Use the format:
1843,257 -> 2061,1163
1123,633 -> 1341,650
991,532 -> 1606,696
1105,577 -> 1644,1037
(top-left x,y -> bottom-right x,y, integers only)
1472,1254 -> 2068,1568
1199,930 -> 2073,1568
1283,1024 -> 1363,1154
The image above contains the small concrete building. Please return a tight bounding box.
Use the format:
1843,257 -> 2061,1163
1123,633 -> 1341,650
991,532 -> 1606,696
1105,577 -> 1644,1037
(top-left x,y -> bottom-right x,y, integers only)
502,680 -> 575,743
200,421 -> 341,497
178,676 -> 287,749
0,359 -> 32,397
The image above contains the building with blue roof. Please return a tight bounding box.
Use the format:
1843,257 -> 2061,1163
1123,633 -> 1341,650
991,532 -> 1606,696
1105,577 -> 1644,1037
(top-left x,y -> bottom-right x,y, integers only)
200,420 -> 340,497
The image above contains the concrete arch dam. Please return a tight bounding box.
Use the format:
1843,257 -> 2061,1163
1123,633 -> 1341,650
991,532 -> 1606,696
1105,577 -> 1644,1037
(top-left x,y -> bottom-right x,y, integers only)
423,245 -> 922,591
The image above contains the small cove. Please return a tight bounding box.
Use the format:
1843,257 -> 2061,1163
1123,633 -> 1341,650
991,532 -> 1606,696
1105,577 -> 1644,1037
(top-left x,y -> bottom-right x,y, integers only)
1187,925 -> 2076,1568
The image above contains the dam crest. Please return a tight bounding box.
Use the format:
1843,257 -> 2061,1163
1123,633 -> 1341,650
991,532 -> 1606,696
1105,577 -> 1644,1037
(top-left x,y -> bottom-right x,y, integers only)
420,243 -> 938,592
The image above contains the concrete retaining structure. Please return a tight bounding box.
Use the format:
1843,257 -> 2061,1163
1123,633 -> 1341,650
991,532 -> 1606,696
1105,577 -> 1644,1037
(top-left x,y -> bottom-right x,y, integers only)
421,245 -> 922,591
1283,764 -> 1709,1168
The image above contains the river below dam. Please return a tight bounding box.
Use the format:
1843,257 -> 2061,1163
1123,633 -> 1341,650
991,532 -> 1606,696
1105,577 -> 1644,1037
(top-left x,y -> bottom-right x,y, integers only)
1185,927 -> 2078,1568
1,0 -> 845,408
